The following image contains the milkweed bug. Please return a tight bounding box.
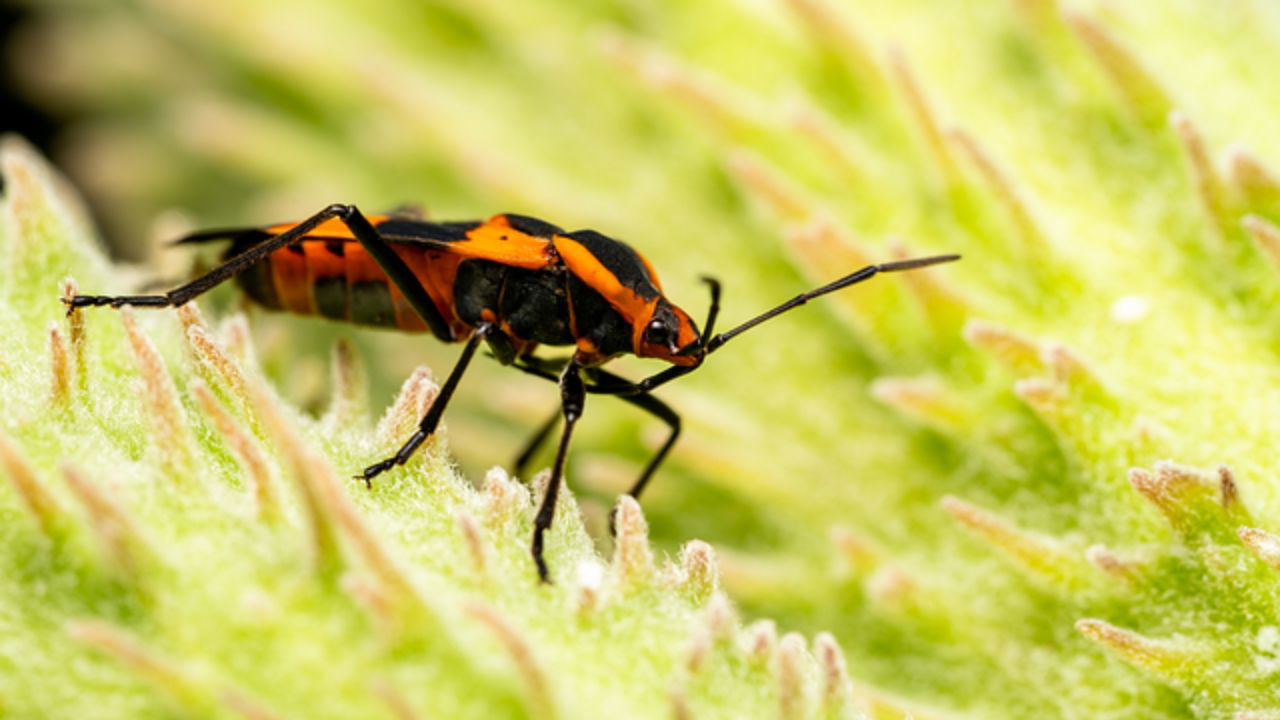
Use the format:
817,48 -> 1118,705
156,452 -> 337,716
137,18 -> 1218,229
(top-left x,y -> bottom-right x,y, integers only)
65,203 -> 958,581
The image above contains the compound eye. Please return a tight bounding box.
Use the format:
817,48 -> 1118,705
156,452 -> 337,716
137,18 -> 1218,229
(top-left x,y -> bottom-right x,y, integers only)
645,318 -> 673,346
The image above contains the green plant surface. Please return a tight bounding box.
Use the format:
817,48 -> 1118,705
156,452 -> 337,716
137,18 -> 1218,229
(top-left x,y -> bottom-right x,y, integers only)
11,0 -> 1280,718
0,140 -> 855,719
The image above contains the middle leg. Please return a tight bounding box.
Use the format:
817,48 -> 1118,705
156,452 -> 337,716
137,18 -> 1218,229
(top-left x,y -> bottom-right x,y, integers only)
514,355 -> 682,502
530,357 -> 585,582
359,323 -> 493,486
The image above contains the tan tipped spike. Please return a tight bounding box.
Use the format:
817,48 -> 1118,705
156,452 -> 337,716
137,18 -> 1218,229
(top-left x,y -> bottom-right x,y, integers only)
186,323 -> 255,425
310,449 -> 426,617
218,689 -> 285,720
62,464 -> 150,579
49,323 -> 70,405
456,510 -> 488,579
685,594 -> 738,672
1131,462 -> 1231,536
123,310 -> 193,474
830,525 -> 880,578
1085,544 -> 1141,583
783,218 -> 884,333
1170,111 -> 1231,239
871,375 -> 969,430
942,495 -> 1088,589
0,429 -> 64,538
1239,527 -> 1280,571
220,313 -> 256,365
175,302 -> 208,332
376,366 -> 437,449
1075,618 -> 1197,679
744,618 -> 778,667
814,632 -> 852,714
1065,12 -> 1170,127
887,49 -> 956,178
783,0 -> 880,84
247,377 -> 341,574
612,494 -> 656,586
1243,215 -> 1280,269
727,149 -> 813,220
61,277 -> 88,394
616,42 -> 761,137
3,135 -> 55,258
963,320 -> 1043,375
326,338 -> 367,428
3,134 -> 100,262
191,381 -> 278,521
342,575 -> 397,635
1013,377 -> 1064,415
948,128 -> 1046,250
777,632 -> 811,720
483,466 -> 530,530
685,625 -> 712,674
68,620 -> 206,710
600,32 -> 752,134
705,592 -> 738,642
866,566 -> 920,614
676,539 -> 719,603
670,686 -> 694,720
467,604 -> 556,720
371,679 -> 424,720
1218,465 -> 1253,525
791,103 -> 868,186
1040,342 -> 1110,399
786,216 -> 873,274
1226,145 -> 1280,206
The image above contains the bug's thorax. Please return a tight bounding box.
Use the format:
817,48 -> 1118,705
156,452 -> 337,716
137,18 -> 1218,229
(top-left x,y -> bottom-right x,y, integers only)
549,230 -> 699,366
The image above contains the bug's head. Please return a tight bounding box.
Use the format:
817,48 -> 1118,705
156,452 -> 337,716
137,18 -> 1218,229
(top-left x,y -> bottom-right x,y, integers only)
635,299 -> 703,366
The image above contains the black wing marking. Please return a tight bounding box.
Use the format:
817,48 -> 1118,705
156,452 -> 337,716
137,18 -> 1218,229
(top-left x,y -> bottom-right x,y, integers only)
375,218 -> 481,245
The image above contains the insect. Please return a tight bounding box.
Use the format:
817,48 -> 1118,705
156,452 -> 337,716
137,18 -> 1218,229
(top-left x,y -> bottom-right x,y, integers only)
66,203 -> 958,581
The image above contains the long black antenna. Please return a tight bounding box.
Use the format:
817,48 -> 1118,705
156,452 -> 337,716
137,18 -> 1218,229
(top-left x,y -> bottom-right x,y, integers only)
630,253 -> 960,395
703,254 -> 960,354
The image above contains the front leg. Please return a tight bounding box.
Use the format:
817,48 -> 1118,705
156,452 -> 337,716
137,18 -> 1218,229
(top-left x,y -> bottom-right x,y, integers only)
530,356 -> 586,583
359,323 -> 493,486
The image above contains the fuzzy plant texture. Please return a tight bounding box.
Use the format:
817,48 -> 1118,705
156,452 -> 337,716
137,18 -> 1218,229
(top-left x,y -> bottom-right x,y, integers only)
10,0 -> 1280,718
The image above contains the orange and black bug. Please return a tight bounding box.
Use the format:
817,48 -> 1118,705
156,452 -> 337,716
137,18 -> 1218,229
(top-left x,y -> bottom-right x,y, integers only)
65,203 -> 958,581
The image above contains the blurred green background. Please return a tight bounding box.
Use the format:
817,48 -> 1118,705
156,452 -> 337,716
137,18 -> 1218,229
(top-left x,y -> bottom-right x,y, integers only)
10,0 -> 1280,716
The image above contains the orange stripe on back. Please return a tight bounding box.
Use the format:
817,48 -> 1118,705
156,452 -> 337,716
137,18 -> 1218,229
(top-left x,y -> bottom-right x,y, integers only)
552,234 -> 657,346
453,217 -> 555,269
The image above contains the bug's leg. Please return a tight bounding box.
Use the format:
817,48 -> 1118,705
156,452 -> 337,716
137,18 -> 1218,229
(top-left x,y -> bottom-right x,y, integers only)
68,203 -> 457,342
510,354 -> 572,478
512,354 -> 569,381
513,355 -> 680,499
359,323 -> 492,487
531,358 -> 585,583
514,408 -> 561,481
66,204 -> 351,313
582,368 -> 680,502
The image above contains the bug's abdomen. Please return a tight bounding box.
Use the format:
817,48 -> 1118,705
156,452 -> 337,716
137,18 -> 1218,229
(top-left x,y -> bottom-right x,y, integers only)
232,238 -> 466,335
